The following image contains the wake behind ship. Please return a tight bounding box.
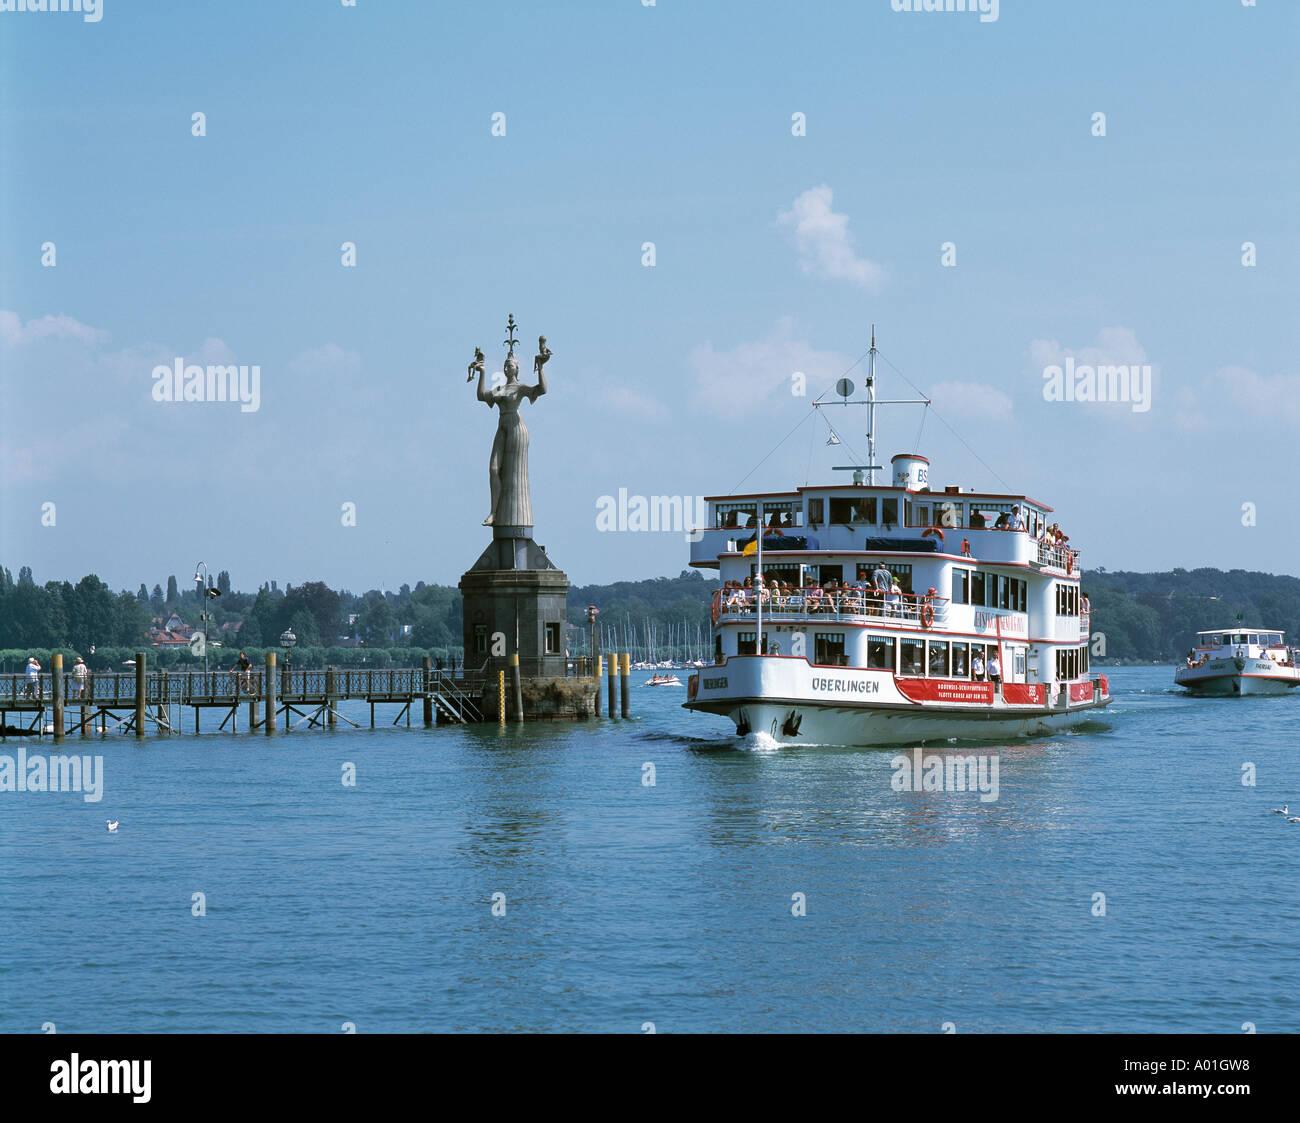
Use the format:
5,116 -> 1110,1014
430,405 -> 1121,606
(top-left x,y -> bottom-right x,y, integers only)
682,331 -> 1111,746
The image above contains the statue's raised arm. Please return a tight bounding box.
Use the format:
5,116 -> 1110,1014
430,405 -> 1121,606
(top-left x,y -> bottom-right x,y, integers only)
528,336 -> 553,402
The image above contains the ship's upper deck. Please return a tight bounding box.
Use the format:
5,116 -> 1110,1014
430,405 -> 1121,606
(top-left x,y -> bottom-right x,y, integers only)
689,461 -> 1076,576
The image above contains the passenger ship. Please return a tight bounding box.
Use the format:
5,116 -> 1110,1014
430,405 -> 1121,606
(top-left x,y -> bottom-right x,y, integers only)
682,332 -> 1112,746
1174,629 -> 1300,696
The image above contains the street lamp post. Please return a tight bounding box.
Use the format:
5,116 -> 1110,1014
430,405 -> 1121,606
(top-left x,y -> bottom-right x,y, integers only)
279,628 -> 296,727
194,561 -> 223,677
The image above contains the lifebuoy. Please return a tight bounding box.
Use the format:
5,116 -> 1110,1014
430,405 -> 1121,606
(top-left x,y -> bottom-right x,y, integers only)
711,597 -> 719,625
920,603 -> 934,628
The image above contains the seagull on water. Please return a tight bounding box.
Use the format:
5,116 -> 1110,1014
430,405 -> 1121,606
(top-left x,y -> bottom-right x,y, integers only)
106,820 -> 118,832
1272,804 -> 1289,815
1288,817 -> 1300,825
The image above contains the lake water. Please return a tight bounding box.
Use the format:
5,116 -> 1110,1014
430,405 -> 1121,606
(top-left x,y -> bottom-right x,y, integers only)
1,666 -> 1296,1034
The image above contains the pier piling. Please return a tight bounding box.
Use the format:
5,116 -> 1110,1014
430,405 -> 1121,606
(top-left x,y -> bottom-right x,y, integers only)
327,665 -> 339,729
134,653 -> 146,738
593,656 -> 603,717
608,654 -> 618,719
52,653 -> 65,740
264,652 -> 277,737
621,652 -> 631,718
509,653 -> 524,723
420,657 -> 432,727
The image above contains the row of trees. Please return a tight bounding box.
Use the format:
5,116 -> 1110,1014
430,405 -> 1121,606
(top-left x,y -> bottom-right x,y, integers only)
3,562 -> 1298,669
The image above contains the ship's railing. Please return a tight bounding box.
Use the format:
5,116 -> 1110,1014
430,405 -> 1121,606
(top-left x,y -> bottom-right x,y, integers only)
1036,539 -> 1079,571
712,589 -> 950,629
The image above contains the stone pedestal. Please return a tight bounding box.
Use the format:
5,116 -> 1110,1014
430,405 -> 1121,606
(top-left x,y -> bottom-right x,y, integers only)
459,527 -> 569,678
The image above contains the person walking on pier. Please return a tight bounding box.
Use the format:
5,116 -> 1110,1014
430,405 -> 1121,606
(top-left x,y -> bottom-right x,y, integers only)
232,651 -> 254,695
70,656 -> 88,699
22,656 -> 41,700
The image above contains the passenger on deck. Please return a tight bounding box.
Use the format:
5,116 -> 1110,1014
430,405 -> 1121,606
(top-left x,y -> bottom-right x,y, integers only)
993,512 -> 1010,529
887,578 -> 902,618
972,650 -> 985,681
1007,507 -> 1024,531
988,653 -> 1002,689
970,510 -> 987,529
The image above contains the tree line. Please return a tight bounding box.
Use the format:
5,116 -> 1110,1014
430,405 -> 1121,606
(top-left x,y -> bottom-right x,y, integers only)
2,562 -> 1296,671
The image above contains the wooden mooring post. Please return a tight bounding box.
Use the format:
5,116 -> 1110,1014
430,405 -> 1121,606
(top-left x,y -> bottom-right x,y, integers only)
264,652 -> 277,737
608,653 -> 618,719
327,665 -> 339,729
134,652 -> 146,738
52,653 -> 65,740
621,652 -> 631,719
593,655 -> 603,717
421,656 -> 432,726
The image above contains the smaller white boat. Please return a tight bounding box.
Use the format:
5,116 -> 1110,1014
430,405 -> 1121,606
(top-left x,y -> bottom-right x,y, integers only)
1175,628 -> 1300,696
644,674 -> 682,687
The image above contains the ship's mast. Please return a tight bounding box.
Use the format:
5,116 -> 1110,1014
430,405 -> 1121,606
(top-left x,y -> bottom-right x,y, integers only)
867,324 -> 877,485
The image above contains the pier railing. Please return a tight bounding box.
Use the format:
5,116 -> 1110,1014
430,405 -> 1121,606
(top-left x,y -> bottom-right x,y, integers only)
712,589 -> 950,629
0,667 -> 448,708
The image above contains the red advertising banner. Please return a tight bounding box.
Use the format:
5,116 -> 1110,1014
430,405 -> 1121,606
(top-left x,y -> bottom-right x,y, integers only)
1069,681 -> 1096,702
1001,683 -> 1046,706
894,677 -> 995,705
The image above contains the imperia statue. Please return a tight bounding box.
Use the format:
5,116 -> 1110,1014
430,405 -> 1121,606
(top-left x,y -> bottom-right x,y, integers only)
470,314 -> 551,528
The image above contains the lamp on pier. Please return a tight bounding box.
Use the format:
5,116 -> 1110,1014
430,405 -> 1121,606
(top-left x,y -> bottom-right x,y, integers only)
280,628 -> 297,668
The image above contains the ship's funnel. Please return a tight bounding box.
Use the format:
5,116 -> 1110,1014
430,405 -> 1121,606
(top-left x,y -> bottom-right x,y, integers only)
891,453 -> 930,492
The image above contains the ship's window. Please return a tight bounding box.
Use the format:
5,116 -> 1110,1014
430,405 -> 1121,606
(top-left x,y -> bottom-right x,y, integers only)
714,634 -> 723,663
953,569 -> 970,605
1017,580 -> 1027,613
1015,649 -> 1027,677
1267,633 -> 1282,645
999,577 -> 1010,610
738,631 -> 758,655
905,500 -> 932,527
545,623 -> 561,654
815,633 -> 846,666
927,640 -> 950,677
1233,633 -> 1247,645
952,642 -> 969,677
855,497 -> 877,523
888,564 -> 913,594
817,565 -> 843,586
900,638 -> 925,676
716,503 -> 758,529
971,571 -> 986,606
881,498 -> 899,529
1248,634 -> 1259,644
867,635 -> 895,671
829,497 -> 856,523
935,501 -> 962,530
761,500 -> 800,528
808,498 -> 824,525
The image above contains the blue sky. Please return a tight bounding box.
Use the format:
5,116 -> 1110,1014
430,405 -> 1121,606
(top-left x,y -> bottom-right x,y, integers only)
2,0 -> 1297,594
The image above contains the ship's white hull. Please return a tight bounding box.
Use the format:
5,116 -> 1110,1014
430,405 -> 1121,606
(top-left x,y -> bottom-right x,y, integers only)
1175,658 -> 1300,697
684,656 -> 1111,747
705,699 -> 1105,746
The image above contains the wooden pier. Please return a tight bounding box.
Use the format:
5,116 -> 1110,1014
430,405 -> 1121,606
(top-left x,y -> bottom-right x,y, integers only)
0,652 -> 629,740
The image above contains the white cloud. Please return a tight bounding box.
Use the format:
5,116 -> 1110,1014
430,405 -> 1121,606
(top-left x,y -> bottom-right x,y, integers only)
776,185 -> 884,289
0,309 -> 107,347
927,380 -> 1013,421
1028,326 -> 1149,372
688,316 -> 853,415
602,386 -> 668,421
1174,363 -> 1300,432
